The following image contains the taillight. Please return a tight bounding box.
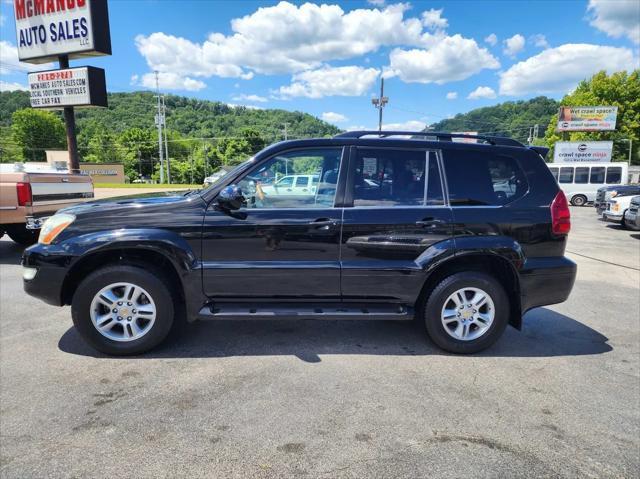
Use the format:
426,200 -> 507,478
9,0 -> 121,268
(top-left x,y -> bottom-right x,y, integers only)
551,190 -> 571,235
16,182 -> 32,206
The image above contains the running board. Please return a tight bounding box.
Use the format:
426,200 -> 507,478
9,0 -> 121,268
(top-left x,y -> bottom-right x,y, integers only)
198,302 -> 414,321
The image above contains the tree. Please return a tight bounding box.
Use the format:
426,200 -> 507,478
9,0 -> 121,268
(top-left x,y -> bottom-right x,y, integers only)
10,109 -> 66,161
544,70 -> 640,164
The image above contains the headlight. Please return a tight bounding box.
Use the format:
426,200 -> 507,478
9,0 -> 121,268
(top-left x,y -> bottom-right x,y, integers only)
612,203 -> 620,212
38,214 -> 75,244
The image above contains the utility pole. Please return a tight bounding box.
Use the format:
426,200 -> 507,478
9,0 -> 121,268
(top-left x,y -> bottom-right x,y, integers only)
282,123 -> 288,140
371,77 -> 389,133
154,71 -> 165,183
161,95 -> 171,183
59,55 -> 80,173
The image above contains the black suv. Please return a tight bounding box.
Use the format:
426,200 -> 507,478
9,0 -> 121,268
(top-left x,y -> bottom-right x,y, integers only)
22,131 -> 576,355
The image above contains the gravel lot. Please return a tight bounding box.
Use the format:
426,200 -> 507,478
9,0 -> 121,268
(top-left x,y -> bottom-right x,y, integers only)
1,207 -> 638,478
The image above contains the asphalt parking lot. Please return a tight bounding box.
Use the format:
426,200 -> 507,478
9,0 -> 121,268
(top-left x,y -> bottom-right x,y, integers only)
1,207 -> 638,478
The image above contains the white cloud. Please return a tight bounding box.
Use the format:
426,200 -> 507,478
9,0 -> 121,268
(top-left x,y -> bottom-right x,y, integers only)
587,0 -> 640,44
499,43 -> 635,96
421,8 -> 448,31
0,41 -> 54,75
226,103 -> 264,110
530,34 -> 549,49
387,35 -> 500,84
503,34 -> 525,57
135,1 -> 431,85
276,65 -> 379,98
446,91 -> 458,100
467,86 -> 497,100
484,33 -> 498,46
383,120 -> 427,131
131,72 -> 207,91
231,94 -> 268,103
321,112 -> 348,123
0,80 -> 28,92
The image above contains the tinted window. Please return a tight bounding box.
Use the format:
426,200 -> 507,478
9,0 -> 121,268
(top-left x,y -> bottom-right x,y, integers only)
575,167 -> 589,184
443,151 -> 528,206
606,166 -> 622,184
590,167 -> 605,183
353,148 -> 426,206
549,167 -> 559,181
559,167 -> 574,184
237,148 -> 342,209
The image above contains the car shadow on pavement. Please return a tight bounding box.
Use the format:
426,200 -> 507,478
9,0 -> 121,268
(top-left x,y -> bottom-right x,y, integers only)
58,308 -> 612,362
0,240 -> 24,265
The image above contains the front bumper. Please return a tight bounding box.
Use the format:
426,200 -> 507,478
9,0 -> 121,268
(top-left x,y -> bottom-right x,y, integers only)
603,212 -> 624,223
519,256 -> 577,313
22,243 -> 74,306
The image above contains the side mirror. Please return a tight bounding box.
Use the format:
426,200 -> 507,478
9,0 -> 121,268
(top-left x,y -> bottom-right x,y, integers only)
216,184 -> 245,211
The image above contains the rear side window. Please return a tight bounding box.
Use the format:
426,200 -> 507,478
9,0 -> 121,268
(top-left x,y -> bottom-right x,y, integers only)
606,166 -> 622,184
295,176 -> 309,187
352,148 -> 442,206
574,167 -> 589,184
443,151 -> 528,206
559,167 -> 574,184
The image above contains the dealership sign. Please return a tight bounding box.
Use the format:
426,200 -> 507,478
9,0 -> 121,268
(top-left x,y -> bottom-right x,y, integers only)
553,141 -> 613,163
14,0 -> 111,63
28,66 -> 107,108
556,106 -> 618,132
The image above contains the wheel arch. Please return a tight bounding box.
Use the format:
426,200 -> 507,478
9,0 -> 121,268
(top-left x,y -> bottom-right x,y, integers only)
61,247 -> 186,308
416,252 -> 523,329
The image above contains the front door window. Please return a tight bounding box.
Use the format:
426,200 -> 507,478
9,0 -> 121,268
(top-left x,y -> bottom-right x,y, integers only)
236,148 -> 342,208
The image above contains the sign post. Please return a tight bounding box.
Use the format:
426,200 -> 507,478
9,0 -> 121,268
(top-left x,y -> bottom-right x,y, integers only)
58,55 -> 80,172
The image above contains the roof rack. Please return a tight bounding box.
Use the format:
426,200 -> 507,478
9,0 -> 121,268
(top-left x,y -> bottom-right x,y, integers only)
334,130 -> 525,148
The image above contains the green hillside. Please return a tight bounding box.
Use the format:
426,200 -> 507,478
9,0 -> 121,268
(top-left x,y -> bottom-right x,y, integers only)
0,90 -> 339,139
428,96 -> 559,144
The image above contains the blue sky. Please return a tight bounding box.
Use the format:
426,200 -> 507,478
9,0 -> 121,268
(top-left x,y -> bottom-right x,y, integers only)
1,0 -> 638,132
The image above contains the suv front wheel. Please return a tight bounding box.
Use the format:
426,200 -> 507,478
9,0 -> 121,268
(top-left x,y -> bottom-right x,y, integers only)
424,272 -> 509,354
71,265 -> 175,355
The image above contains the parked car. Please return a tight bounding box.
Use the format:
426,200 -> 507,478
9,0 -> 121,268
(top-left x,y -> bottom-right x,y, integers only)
548,163 -> 627,207
603,194 -> 637,227
621,196 -> 640,230
22,131 -> 576,356
203,166 -> 235,186
0,163 -> 94,245
594,184 -> 640,215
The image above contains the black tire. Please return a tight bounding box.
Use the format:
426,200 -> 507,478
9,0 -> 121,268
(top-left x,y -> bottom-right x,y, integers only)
621,211 -> 629,229
423,272 -> 509,354
571,195 -> 587,207
6,224 -> 38,246
71,265 -> 175,355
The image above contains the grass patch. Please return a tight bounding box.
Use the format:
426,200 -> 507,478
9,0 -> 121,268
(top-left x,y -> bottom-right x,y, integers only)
94,183 -> 201,188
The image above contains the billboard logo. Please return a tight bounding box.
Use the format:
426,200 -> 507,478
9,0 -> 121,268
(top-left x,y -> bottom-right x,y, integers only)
578,144 -> 587,152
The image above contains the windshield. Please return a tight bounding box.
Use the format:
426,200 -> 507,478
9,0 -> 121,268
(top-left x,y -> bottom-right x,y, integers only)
200,157 -> 255,194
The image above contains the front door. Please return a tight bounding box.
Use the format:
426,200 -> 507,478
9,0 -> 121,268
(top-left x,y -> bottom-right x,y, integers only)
201,147 -> 345,299
340,146 -> 453,304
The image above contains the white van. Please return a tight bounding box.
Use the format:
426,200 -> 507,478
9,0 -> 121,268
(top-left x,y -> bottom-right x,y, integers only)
547,163 -> 628,206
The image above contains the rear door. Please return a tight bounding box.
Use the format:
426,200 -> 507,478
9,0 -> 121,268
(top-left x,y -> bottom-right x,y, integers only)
339,146 -> 453,304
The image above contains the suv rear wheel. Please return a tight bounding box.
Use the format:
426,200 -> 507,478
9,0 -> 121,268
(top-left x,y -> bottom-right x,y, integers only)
71,265 -> 175,355
423,272 -> 509,354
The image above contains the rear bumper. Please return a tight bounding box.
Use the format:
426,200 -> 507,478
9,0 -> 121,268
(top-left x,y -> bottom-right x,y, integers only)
519,257 -> 577,313
22,243 -> 73,306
